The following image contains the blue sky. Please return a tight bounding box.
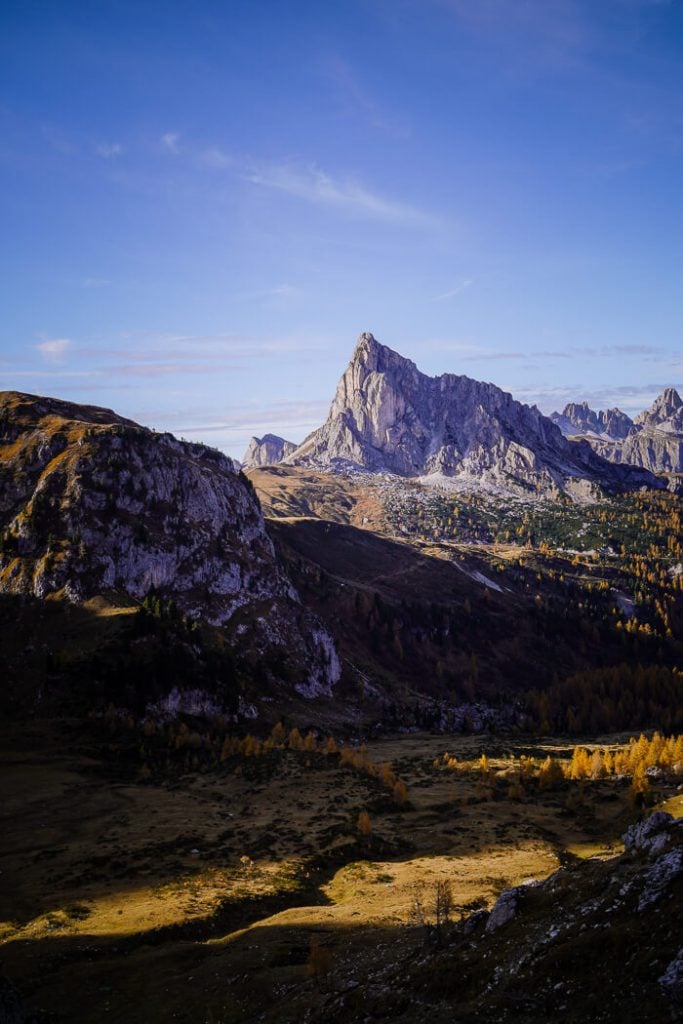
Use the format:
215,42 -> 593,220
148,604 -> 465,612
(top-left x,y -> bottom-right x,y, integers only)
2,0 -> 682,458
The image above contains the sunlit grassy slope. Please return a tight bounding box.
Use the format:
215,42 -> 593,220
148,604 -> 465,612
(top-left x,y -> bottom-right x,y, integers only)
1,724 -> 680,1023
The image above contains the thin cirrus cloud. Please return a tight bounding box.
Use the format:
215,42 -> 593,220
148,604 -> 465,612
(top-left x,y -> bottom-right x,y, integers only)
82,277 -> 111,288
159,399 -> 331,438
177,141 -> 434,226
323,54 -> 411,140
36,338 -> 73,362
96,143 -> 123,159
433,279 -> 473,301
244,160 -> 436,226
56,331 -> 326,371
112,331 -> 322,360
200,146 -> 235,169
161,132 -> 181,154
431,0 -> 588,72
514,382 -> 675,416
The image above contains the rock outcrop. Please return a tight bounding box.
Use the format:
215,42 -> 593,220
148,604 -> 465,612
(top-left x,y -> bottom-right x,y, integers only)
551,389 -> 683,478
287,333 -> 661,497
241,433 -> 297,469
551,402 -> 633,440
0,391 -> 340,703
636,387 -> 683,430
619,388 -> 683,475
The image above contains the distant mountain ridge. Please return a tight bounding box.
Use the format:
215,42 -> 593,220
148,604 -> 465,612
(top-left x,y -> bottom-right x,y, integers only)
551,388 -> 683,476
242,433 -> 297,468
285,333 -> 662,497
551,402 -> 633,440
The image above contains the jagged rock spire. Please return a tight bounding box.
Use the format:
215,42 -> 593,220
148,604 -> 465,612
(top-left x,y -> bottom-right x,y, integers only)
286,333 -> 661,496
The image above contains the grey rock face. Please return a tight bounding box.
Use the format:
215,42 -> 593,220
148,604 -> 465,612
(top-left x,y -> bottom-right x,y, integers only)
635,387 -> 683,429
552,389 -> 683,477
622,811 -> 679,856
287,333 -> 660,496
617,388 -> 683,475
638,848 -> 683,910
0,391 -> 340,699
551,403 -> 633,440
242,433 -> 297,468
486,886 -> 524,932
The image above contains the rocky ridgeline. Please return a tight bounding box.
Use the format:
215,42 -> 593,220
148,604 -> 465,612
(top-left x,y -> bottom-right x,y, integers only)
552,388 -> 683,478
0,391 -> 340,701
241,433 -> 297,468
551,402 -> 634,440
285,333 -> 661,498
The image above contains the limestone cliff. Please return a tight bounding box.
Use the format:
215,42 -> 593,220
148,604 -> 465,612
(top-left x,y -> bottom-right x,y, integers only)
552,388 -> 683,477
0,391 -> 340,703
287,333 -> 660,497
551,402 -> 633,440
241,433 -> 297,468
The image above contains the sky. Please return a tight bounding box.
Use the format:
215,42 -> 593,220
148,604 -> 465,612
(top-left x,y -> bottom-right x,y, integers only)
2,0 -> 683,459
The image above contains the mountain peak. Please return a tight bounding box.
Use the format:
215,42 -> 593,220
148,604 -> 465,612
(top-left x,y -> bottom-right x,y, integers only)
348,332 -> 420,383
635,387 -> 683,428
551,402 -> 633,441
242,433 -> 296,469
355,331 -> 379,350
352,331 -> 391,367
288,333 -> 660,495
653,387 -> 682,414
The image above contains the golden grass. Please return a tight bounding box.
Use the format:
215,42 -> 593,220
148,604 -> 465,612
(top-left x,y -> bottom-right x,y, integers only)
1,728 -> 680,1023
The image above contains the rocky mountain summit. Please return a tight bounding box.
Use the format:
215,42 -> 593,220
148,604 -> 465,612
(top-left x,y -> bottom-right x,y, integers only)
636,387 -> 683,430
551,402 -> 633,440
0,391 -> 340,707
286,333 -> 660,497
242,433 -> 297,468
551,388 -> 683,477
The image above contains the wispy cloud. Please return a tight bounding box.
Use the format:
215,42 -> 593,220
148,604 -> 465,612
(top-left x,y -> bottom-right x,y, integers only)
82,277 -> 111,288
432,0 -> 588,73
245,160 -> 435,226
323,55 -> 411,140
514,382 -> 679,417
269,284 -> 302,299
161,132 -> 180,154
36,338 -> 73,362
200,146 -> 235,168
417,337 -> 529,359
96,143 -> 123,159
433,279 -> 473,301
152,138 -> 436,228
7,369 -> 101,379
162,399 -> 330,437
463,351 -> 527,362
67,330 -> 326,369
41,125 -> 75,155
567,343 -> 667,358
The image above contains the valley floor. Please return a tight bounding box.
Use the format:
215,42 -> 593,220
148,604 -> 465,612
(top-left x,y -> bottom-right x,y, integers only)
1,724 -> 681,1022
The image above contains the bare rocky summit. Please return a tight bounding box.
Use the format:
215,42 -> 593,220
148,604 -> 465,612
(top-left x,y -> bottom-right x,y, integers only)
551,402 -> 633,440
551,388 -> 683,477
286,333 -> 660,497
242,433 -> 297,468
